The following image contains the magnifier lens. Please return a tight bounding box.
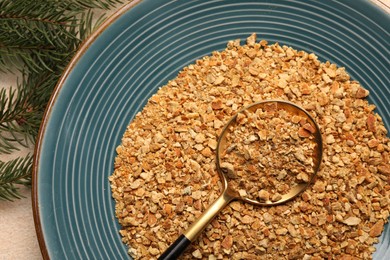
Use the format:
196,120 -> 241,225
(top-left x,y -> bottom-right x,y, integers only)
218,101 -> 321,204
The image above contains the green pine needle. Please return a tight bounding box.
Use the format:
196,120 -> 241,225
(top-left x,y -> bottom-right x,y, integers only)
0,0 -> 124,201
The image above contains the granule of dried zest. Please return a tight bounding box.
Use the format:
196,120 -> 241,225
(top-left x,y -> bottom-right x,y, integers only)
110,33 -> 390,260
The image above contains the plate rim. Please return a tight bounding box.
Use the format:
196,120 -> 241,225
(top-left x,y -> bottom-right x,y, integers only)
31,1 -> 142,258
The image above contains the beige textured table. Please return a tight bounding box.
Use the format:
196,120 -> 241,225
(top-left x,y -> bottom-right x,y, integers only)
0,1 -> 388,259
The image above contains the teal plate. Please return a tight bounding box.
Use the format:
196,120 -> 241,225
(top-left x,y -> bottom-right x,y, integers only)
33,0 -> 390,259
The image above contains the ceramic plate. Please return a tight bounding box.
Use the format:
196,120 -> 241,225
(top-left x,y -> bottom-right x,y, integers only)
33,0 -> 390,258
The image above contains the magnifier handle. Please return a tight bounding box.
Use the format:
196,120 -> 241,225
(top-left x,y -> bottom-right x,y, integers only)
158,190 -> 234,260
158,234 -> 191,260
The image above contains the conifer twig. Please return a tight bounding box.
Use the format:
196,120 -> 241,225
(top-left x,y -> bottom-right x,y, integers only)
0,155 -> 32,200
0,0 -> 124,201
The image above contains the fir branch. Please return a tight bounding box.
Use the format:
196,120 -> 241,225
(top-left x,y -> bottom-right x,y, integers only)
0,155 -> 32,200
0,0 -> 123,72
0,85 -> 32,152
0,0 -> 124,200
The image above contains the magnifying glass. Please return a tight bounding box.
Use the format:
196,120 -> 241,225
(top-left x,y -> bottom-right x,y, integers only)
158,100 -> 323,260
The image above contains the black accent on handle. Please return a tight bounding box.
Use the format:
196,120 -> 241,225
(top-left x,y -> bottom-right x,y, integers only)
158,234 -> 191,260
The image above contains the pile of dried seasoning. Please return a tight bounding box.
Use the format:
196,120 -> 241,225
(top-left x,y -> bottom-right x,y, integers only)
110,34 -> 390,260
